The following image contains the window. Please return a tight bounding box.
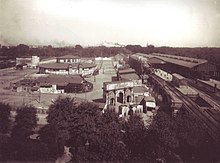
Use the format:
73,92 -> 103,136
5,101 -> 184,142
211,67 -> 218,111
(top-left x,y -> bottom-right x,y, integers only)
127,96 -> 131,103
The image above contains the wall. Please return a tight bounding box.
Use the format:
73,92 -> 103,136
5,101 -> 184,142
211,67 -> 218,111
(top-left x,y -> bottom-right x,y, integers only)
39,85 -> 64,94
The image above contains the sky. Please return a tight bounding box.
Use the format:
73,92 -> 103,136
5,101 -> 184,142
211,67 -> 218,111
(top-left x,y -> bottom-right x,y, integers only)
1,0 -> 220,47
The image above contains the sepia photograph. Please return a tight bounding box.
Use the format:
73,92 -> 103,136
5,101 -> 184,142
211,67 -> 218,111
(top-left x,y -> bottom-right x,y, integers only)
0,0 -> 220,162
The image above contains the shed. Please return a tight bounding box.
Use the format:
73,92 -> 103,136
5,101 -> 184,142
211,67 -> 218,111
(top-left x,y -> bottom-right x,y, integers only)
172,73 -> 188,87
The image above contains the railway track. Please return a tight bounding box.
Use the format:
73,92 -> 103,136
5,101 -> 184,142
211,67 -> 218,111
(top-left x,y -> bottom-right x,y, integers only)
167,83 -> 220,140
151,74 -> 220,140
188,80 -> 220,106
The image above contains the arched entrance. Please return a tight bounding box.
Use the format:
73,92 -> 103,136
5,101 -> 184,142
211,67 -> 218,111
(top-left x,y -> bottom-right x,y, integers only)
117,92 -> 124,103
127,95 -> 131,103
110,98 -> 115,105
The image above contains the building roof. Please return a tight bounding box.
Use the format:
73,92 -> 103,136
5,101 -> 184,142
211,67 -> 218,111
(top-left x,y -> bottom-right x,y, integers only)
148,57 -> 166,64
39,62 -> 96,69
198,79 -> 220,90
176,86 -> 198,96
36,75 -> 84,86
144,96 -> 156,102
172,73 -> 185,80
118,68 -> 136,74
120,73 -> 140,80
133,86 -> 148,93
56,55 -> 80,59
133,95 -> 145,104
135,53 -> 208,69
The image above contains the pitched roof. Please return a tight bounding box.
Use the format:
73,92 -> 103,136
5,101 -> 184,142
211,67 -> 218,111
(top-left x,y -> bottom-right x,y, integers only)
172,73 -> 185,80
118,68 -> 136,74
135,53 -> 208,68
133,86 -> 149,93
120,73 -> 140,80
148,57 -> 166,64
39,62 -> 96,69
36,75 -> 84,86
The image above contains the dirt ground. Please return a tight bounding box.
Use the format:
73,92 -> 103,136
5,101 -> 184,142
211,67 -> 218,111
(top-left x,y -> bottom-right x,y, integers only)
0,58 -> 117,124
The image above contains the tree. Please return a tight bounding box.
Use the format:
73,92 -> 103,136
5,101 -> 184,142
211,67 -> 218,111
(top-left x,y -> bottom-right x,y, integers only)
174,109 -> 218,162
67,101 -> 101,161
150,111 -> 179,150
11,105 -> 38,140
75,44 -> 83,50
10,105 -> 38,160
0,102 -> 11,134
0,102 -> 12,161
124,115 -> 148,161
39,124 -> 59,159
86,109 -> 128,161
43,96 -> 78,158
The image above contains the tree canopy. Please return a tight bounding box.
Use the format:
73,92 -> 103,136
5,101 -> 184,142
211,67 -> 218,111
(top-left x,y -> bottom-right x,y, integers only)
0,102 -> 11,134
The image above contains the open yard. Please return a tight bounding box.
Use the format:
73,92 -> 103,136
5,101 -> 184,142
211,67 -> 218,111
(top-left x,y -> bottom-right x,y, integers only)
0,58 -> 117,124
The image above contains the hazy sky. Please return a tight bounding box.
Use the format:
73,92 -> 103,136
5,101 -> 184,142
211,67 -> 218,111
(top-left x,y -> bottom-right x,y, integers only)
1,0 -> 220,47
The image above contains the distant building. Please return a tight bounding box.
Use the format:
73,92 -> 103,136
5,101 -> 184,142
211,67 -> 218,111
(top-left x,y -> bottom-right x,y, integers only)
117,68 -> 142,86
36,75 -> 92,94
130,53 -> 218,80
56,55 -> 80,63
12,75 -> 93,94
16,56 -> 40,69
39,55 -> 96,77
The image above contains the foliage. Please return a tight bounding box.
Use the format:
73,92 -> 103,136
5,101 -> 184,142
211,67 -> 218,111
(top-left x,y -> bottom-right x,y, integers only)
0,133 -> 10,161
39,124 -> 61,159
150,111 -> 179,150
0,97 -> 218,162
9,105 -> 38,161
11,105 -> 38,140
42,96 -> 78,158
124,115 -> 148,161
174,109 -> 218,162
85,109 -> 128,161
13,139 -> 49,161
0,102 -> 11,134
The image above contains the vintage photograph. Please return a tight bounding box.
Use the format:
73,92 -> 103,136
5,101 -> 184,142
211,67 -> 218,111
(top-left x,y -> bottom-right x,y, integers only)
0,0 -> 220,162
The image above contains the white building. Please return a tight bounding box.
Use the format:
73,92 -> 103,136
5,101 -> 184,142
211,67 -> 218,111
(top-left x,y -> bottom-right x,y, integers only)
38,55 -> 96,77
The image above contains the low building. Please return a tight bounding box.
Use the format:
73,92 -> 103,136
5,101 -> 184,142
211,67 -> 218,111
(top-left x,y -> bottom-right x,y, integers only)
16,56 -> 40,69
39,55 -> 96,77
56,55 -> 80,63
172,73 -> 188,87
12,75 -> 93,94
36,75 -> 93,94
103,80 -> 154,116
117,68 -> 142,86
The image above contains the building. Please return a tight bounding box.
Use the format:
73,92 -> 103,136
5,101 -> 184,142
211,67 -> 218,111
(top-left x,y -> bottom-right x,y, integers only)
16,56 -> 40,69
12,75 -> 93,94
56,55 -> 80,63
103,80 -> 153,116
172,73 -> 188,87
36,75 -> 92,94
39,55 -> 96,77
117,68 -> 142,86
103,80 -> 134,106
131,53 -> 217,80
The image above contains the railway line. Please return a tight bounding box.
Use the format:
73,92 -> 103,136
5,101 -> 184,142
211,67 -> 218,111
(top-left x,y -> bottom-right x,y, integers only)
187,79 -> 220,106
151,74 -> 220,140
